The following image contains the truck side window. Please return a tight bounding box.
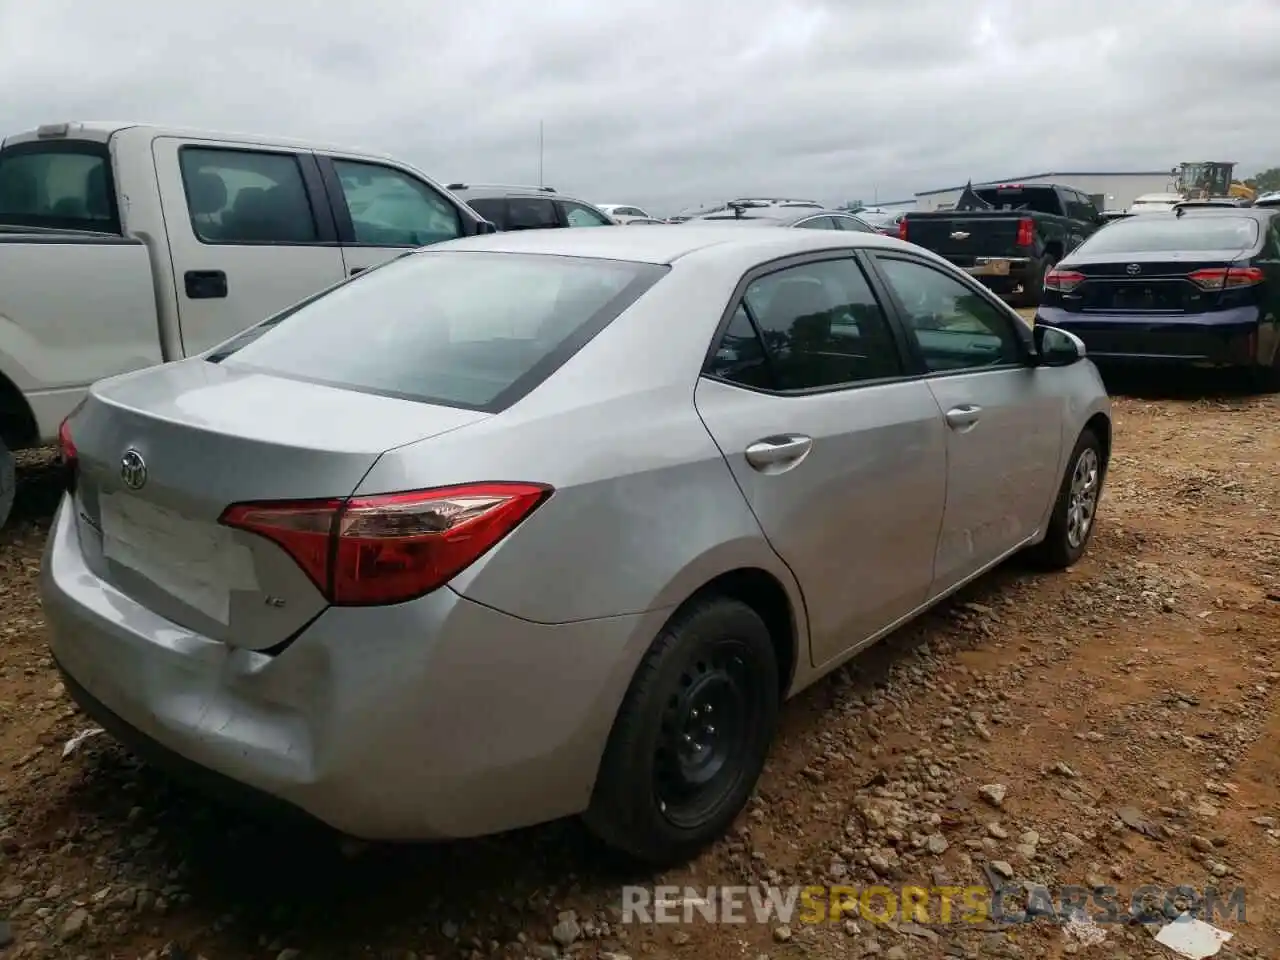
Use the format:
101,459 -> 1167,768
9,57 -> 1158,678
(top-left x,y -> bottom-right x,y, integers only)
179,148 -> 318,244
331,160 -> 462,247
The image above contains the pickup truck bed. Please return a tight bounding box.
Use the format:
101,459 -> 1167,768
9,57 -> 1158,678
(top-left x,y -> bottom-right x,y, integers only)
0,229 -> 162,453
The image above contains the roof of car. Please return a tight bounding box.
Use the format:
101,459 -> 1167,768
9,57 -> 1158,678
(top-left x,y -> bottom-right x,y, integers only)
691,208 -> 863,226
421,224 -> 910,265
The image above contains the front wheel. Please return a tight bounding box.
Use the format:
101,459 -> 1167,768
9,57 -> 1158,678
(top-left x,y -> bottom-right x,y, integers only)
584,596 -> 780,865
0,437 -> 15,530
1026,428 -> 1103,570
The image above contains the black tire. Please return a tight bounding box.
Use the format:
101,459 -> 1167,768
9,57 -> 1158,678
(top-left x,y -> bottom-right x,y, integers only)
1026,428 -> 1103,570
1017,254 -> 1056,309
0,437 -> 15,530
1248,360 -> 1280,393
584,596 -> 780,865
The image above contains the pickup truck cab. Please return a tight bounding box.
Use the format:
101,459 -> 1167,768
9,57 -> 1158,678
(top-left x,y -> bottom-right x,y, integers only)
899,183 -> 1103,307
0,121 -> 493,526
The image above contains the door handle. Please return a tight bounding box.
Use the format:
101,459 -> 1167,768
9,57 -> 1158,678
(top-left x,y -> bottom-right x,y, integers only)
349,266 -> 367,276
745,434 -> 813,471
945,405 -> 982,429
184,270 -> 227,299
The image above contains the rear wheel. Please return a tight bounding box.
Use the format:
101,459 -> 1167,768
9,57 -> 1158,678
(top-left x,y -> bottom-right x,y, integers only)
1026,428 -> 1103,570
1249,358 -> 1280,393
584,596 -> 779,865
0,437 -> 15,530
1017,253 -> 1056,309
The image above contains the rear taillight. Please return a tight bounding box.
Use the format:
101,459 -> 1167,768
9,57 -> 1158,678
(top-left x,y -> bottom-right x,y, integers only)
1015,217 -> 1034,247
1044,268 -> 1086,293
1186,266 -> 1265,291
220,482 -> 551,606
57,415 -> 79,492
897,218 -> 908,241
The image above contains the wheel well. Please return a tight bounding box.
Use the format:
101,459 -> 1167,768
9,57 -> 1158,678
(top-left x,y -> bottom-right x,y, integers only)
0,371 -> 38,452
1084,412 -> 1112,471
683,568 -> 798,695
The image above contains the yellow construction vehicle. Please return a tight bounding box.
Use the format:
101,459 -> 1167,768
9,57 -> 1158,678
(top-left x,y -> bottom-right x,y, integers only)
1171,162 -> 1257,202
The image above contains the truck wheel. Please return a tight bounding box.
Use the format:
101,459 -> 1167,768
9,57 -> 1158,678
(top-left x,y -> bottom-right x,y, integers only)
0,437 -> 15,530
1017,254 -> 1056,309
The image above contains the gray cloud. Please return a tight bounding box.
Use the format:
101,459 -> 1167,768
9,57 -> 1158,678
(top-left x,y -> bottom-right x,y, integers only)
1,0 -> 1277,214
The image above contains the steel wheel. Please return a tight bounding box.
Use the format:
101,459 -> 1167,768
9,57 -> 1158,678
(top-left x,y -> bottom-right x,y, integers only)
653,639 -> 759,830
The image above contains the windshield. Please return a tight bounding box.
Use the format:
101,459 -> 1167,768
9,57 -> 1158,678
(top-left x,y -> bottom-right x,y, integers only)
1075,216 -> 1260,255
208,251 -> 667,411
0,143 -> 119,233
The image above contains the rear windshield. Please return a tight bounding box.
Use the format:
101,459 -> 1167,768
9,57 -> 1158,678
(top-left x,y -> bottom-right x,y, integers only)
1076,216 -> 1260,255
973,187 -> 1062,215
0,143 -> 119,233
208,251 -> 666,411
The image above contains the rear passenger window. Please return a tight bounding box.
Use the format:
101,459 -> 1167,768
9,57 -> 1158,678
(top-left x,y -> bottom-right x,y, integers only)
718,259 -> 902,391
179,148 -> 317,244
506,197 -> 560,230
838,217 -> 875,233
705,306 -> 773,388
794,216 -> 837,230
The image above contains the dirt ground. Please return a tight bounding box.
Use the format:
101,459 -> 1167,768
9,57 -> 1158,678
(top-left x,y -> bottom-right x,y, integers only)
1,369 -> 1277,960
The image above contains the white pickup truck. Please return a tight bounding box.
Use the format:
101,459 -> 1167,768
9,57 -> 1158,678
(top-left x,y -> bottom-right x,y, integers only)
0,121 -> 496,526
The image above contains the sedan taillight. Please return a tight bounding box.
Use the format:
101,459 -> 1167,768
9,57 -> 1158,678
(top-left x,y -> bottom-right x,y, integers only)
1186,266 -> 1264,291
220,482 -> 552,605
1044,268 -> 1086,293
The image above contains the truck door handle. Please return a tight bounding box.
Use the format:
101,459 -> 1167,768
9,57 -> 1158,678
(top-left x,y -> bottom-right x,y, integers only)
184,270 -> 227,299
945,405 -> 982,429
745,434 -> 813,471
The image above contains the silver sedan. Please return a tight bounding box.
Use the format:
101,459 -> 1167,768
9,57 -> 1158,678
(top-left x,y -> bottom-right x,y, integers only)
42,226 -> 1110,864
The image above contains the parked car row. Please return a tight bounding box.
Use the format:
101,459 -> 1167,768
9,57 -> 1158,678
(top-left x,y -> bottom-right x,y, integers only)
2,119 -> 1115,867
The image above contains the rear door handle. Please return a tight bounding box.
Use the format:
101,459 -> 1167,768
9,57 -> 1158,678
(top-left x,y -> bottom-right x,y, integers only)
349,266 -> 367,276
745,434 -> 813,471
184,269 -> 227,299
945,405 -> 982,429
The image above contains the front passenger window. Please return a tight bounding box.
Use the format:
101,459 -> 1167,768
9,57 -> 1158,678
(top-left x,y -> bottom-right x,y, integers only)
875,257 -> 1022,372
332,159 -> 461,247
561,201 -> 613,227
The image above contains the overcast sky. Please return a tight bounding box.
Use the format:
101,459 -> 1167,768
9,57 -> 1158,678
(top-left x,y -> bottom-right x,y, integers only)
1,0 -> 1277,215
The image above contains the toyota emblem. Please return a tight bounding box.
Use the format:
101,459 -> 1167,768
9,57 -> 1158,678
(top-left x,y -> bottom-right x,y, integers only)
1126,263 -> 1141,276
120,449 -> 147,490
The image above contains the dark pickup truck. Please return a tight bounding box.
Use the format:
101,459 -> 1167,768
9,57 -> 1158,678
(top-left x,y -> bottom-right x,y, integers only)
898,183 -> 1104,307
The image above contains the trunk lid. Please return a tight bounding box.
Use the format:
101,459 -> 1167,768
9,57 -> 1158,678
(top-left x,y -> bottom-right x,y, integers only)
68,359 -> 489,650
1063,250 -> 1249,315
902,213 -> 1027,263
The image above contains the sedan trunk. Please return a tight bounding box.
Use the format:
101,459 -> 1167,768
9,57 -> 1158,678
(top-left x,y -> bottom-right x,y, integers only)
64,359 -> 488,650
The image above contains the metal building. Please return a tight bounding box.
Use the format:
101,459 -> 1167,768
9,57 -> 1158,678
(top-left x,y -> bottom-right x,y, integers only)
913,171 -> 1174,215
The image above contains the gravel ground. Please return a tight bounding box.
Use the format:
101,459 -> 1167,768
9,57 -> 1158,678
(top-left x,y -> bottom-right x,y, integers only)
1,371 -> 1278,960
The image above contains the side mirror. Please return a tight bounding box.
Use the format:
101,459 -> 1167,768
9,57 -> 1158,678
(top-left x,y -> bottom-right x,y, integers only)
1033,324 -> 1085,367
475,220 -> 498,235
